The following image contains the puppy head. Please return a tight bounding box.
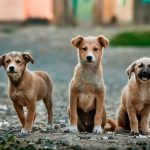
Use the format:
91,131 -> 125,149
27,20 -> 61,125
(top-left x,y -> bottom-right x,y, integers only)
0,51 -> 34,82
127,57 -> 150,82
71,35 -> 109,64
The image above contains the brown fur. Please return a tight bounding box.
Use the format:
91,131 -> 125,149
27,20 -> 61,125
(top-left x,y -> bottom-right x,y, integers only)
0,51 -> 53,134
67,35 -> 115,133
117,57 -> 150,135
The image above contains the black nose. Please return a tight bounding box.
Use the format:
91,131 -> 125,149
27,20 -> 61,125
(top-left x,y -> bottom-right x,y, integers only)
142,70 -> 148,76
9,66 -> 14,71
86,56 -> 92,61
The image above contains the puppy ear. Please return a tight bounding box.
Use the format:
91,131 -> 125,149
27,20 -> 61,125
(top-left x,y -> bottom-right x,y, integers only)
71,35 -> 84,48
0,55 -> 5,67
22,52 -> 34,64
97,35 -> 109,48
126,62 -> 136,79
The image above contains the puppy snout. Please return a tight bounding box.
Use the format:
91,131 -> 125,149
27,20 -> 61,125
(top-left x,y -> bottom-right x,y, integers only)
9,66 -> 15,71
142,70 -> 148,77
86,56 -> 93,61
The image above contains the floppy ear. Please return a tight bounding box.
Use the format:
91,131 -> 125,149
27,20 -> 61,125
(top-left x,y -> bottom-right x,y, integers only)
0,55 -> 5,67
22,52 -> 34,64
97,35 -> 109,48
71,35 -> 84,48
126,62 -> 136,79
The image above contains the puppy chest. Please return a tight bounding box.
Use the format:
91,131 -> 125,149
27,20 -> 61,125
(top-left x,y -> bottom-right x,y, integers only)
10,90 -> 33,106
78,93 -> 95,112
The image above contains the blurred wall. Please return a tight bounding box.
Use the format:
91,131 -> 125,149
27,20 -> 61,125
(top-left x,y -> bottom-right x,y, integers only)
0,0 -> 54,22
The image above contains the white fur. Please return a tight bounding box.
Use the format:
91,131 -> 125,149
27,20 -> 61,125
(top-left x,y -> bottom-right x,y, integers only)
66,125 -> 78,133
93,125 -> 103,133
20,128 -> 28,135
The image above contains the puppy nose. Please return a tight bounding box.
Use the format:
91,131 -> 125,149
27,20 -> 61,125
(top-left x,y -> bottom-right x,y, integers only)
86,56 -> 92,61
142,70 -> 148,76
9,66 -> 14,71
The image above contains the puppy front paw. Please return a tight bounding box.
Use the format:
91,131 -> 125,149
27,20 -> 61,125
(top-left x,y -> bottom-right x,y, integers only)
64,125 -> 78,133
130,129 -> 139,135
93,126 -> 103,134
19,128 -> 29,137
140,128 -> 150,135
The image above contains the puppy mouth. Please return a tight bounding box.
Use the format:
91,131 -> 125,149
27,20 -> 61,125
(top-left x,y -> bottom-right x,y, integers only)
138,70 -> 150,81
7,71 -> 18,74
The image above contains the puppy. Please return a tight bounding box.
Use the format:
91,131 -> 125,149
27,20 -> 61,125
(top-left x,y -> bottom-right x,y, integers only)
67,35 -> 116,133
0,51 -> 53,136
117,57 -> 150,135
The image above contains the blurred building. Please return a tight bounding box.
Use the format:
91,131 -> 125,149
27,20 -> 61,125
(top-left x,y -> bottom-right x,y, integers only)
0,0 -> 149,25
0,0 -> 54,22
93,0 -> 150,24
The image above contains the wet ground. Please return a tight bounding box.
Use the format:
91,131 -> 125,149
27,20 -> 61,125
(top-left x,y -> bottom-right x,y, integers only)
0,25 -> 150,150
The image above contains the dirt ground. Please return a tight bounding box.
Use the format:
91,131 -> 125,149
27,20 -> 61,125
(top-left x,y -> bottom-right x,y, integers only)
0,25 -> 150,150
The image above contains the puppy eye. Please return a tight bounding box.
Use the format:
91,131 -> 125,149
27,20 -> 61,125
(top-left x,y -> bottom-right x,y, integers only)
16,60 -> 21,64
138,63 -> 144,68
82,47 -> 87,51
93,47 -> 98,51
5,60 -> 10,64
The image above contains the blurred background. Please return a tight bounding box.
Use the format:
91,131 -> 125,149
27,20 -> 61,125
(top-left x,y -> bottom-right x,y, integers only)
0,0 -> 150,143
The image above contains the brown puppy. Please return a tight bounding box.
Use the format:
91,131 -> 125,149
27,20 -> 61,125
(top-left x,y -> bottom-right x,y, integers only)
67,35 -> 111,133
117,57 -> 150,135
0,51 -> 53,136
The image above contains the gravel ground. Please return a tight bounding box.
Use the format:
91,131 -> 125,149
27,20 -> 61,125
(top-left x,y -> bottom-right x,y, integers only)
0,25 -> 150,150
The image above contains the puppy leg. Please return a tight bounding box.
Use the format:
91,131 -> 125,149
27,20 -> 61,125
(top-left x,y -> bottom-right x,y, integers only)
13,102 -> 25,128
116,106 -> 130,133
43,95 -> 53,124
93,90 -> 104,133
67,87 -> 78,133
23,102 -> 36,135
127,102 -> 139,135
139,105 -> 150,135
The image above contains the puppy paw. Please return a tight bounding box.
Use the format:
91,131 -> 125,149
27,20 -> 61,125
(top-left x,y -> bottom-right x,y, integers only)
93,126 -> 103,134
140,128 -> 150,135
18,128 -> 29,138
130,129 -> 139,135
46,124 -> 53,130
64,125 -> 78,133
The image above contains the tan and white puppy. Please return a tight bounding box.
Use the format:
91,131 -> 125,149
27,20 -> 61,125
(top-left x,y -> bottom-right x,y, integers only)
117,57 -> 150,135
67,35 -> 110,133
0,51 -> 53,136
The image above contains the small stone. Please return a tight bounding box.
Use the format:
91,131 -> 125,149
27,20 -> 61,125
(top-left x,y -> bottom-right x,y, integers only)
101,136 -> 108,140
60,123 -> 66,128
108,135 -> 114,139
60,140 -> 70,146
78,134 -> 91,140
0,136 -> 5,145
54,124 -> 60,129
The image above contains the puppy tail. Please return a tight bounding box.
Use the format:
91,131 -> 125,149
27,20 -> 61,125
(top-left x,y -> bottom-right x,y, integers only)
104,118 -> 117,132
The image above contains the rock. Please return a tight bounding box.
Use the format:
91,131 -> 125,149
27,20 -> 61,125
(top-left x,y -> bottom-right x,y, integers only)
102,136 -> 108,140
25,144 -> 36,150
108,135 -> 114,139
60,123 -> 66,128
54,124 -> 60,129
78,134 -> 92,140
60,140 -> 70,146
0,136 -> 5,145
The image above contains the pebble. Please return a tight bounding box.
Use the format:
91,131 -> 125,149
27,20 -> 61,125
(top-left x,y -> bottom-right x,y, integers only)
102,136 -> 108,140
60,123 -> 66,128
54,124 -> 60,129
136,134 -> 147,139
0,136 -> 5,145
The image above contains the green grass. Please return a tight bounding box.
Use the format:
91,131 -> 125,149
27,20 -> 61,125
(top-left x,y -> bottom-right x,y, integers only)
110,31 -> 150,47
